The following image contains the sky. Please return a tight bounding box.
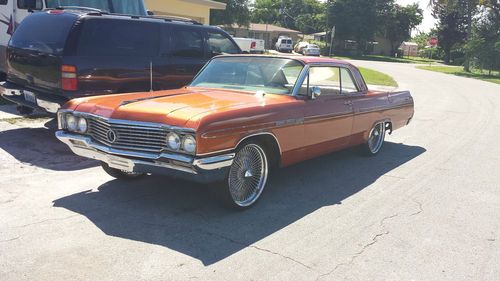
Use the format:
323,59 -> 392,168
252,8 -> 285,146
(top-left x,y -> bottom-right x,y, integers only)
396,0 -> 437,33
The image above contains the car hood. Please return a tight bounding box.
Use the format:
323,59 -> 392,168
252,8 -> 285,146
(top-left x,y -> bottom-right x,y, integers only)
71,87 -> 284,128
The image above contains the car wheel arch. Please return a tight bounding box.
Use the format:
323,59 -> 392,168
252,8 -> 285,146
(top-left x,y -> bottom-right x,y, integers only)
235,132 -> 282,169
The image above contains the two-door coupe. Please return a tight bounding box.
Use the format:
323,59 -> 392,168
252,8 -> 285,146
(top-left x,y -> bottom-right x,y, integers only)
56,55 -> 414,208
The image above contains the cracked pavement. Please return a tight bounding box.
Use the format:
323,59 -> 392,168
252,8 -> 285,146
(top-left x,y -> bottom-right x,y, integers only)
1,61 -> 499,280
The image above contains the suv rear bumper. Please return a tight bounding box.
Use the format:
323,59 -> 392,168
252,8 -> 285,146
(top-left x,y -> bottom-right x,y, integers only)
0,81 -> 67,113
56,131 -> 234,183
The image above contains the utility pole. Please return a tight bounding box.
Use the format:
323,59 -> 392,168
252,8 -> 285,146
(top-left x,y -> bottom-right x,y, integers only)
329,26 -> 335,57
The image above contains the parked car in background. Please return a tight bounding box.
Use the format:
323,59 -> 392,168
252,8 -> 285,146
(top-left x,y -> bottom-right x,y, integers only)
56,55 -> 414,209
0,0 -> 148,78
275,36 -> 293,53
0,8 -> 241,115
302,44 -> 321,56
294,41 -> 309,54
232,37 -> 265,54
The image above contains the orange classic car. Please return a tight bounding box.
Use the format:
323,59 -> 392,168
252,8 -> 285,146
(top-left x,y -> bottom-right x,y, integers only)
56,55 -> 414,208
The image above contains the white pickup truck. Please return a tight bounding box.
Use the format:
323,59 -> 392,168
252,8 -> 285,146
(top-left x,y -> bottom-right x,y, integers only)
232,37 -> 265,54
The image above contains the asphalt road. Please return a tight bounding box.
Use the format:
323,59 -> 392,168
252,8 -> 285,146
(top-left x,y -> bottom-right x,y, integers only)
1,61 -> 499,281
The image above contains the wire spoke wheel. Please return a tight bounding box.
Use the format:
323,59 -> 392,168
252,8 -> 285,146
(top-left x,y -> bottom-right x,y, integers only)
367,122 -> 386,154
228,143 -> 268,207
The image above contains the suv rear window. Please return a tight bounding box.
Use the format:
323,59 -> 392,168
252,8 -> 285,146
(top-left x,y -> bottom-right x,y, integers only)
77,19 -> 159,57
9,12 -> 76,55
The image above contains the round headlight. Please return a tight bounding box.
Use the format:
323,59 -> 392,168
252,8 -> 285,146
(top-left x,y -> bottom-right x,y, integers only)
166,132 -> 181,150
66,115 -> 77,132
182,135 -> 196,153
77,117 -> 87,133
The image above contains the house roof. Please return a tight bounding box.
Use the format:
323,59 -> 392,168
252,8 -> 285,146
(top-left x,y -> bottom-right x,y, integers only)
183,0 -> 226,9
222,23 -> 301,34
401,41 -> 418,46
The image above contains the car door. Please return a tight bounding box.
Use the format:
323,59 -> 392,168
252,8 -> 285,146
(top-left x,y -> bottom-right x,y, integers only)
300,65 -> 354,156
167,25 -> 207,88
339,67 -> 379,146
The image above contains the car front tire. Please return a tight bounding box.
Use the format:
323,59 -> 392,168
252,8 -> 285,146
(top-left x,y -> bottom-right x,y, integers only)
101,162 -> 145,180
220,141 -> 270,209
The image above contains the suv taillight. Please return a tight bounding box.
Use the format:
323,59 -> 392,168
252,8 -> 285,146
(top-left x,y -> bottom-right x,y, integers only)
61,65 -> 77,91
250,41 -> 256,49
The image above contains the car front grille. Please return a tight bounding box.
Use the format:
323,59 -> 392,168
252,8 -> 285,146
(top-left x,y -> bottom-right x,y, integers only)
87,118 -> 168,154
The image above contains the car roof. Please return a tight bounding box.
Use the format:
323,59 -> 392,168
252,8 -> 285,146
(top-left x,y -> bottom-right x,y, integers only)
215,54 -> 353,66
44,8 -> 204,25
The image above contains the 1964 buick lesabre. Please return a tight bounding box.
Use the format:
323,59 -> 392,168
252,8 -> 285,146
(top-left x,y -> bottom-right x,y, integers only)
56,55 -> 414,208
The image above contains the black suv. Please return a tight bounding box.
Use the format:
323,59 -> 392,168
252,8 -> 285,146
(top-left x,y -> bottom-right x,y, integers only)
0,9 -> 241,114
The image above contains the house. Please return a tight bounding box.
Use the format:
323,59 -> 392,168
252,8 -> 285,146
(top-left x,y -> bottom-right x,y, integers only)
221,23 -> 301,50
144,0 -> 226,24
311,32 -> 327,42
400,42 -> 419,57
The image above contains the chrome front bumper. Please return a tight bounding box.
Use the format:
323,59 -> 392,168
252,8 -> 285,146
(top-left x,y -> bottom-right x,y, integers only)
56,131 -> 234,183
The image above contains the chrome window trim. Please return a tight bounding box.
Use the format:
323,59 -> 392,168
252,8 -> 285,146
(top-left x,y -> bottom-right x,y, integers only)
292,62 -> 366,97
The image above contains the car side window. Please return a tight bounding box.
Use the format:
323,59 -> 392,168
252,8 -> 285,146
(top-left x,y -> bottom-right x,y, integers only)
207,32 -> 239,55
171,28 -> 204,58
299,66 -> 342,96
0,0 -> 8,6
18,0 -> 43,9
340,68 -> 359,94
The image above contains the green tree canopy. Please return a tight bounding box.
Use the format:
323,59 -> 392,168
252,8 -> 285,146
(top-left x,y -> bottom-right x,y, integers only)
210,0 -> 251,26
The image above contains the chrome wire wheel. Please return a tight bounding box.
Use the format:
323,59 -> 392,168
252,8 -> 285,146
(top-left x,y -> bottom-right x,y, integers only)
228,143 -> 269,207
367,122 -> 386,154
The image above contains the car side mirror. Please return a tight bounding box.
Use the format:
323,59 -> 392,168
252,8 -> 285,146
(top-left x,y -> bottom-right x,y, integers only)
311,86 -> 321,99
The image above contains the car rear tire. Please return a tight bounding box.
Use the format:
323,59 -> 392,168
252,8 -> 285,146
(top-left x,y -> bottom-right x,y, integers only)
360,122 -> 386,156
101,162 -> 145,180
219,141 -> 270,209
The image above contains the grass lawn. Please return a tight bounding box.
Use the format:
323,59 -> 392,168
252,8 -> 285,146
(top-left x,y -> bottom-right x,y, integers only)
416,65 -> 500,85
358,67 -> 398,87
334,55 -> 441,65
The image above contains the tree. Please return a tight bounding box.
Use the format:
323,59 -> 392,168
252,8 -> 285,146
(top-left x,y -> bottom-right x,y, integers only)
433,1 -> 468,64
210,0 -> 251,26
252,0 -> 326,34
465,2 -> 500,75
430,0 -> 480,70
381,3 -> 423,56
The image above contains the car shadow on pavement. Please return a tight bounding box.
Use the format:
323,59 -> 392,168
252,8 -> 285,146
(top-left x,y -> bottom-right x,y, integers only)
0,126 -> 97,171
53,142 -> 425,265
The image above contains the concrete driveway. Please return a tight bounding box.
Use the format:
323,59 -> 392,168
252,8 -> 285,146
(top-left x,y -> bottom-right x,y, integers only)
0,62 -> 499,281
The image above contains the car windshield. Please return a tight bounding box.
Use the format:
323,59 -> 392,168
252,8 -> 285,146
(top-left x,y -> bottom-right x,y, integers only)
190,57 -> 304,95
45,0 -> 147,15
309,44 -> 319,49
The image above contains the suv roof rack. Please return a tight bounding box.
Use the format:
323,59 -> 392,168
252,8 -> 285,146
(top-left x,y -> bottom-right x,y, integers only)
47,6 -> 202,25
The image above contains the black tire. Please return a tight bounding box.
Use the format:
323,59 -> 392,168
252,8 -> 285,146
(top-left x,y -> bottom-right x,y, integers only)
217,141 -> 270,209
359,122 -> 386,156
101,162 -> 145,180
16,105 -> 34,116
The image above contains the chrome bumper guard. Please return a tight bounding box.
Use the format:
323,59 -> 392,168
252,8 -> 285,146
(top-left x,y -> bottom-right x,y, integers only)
0,81 -> 62,113
56,131 -> 234,183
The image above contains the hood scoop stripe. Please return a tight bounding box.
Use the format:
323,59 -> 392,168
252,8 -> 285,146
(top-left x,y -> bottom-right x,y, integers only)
120,90 -> 209,107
